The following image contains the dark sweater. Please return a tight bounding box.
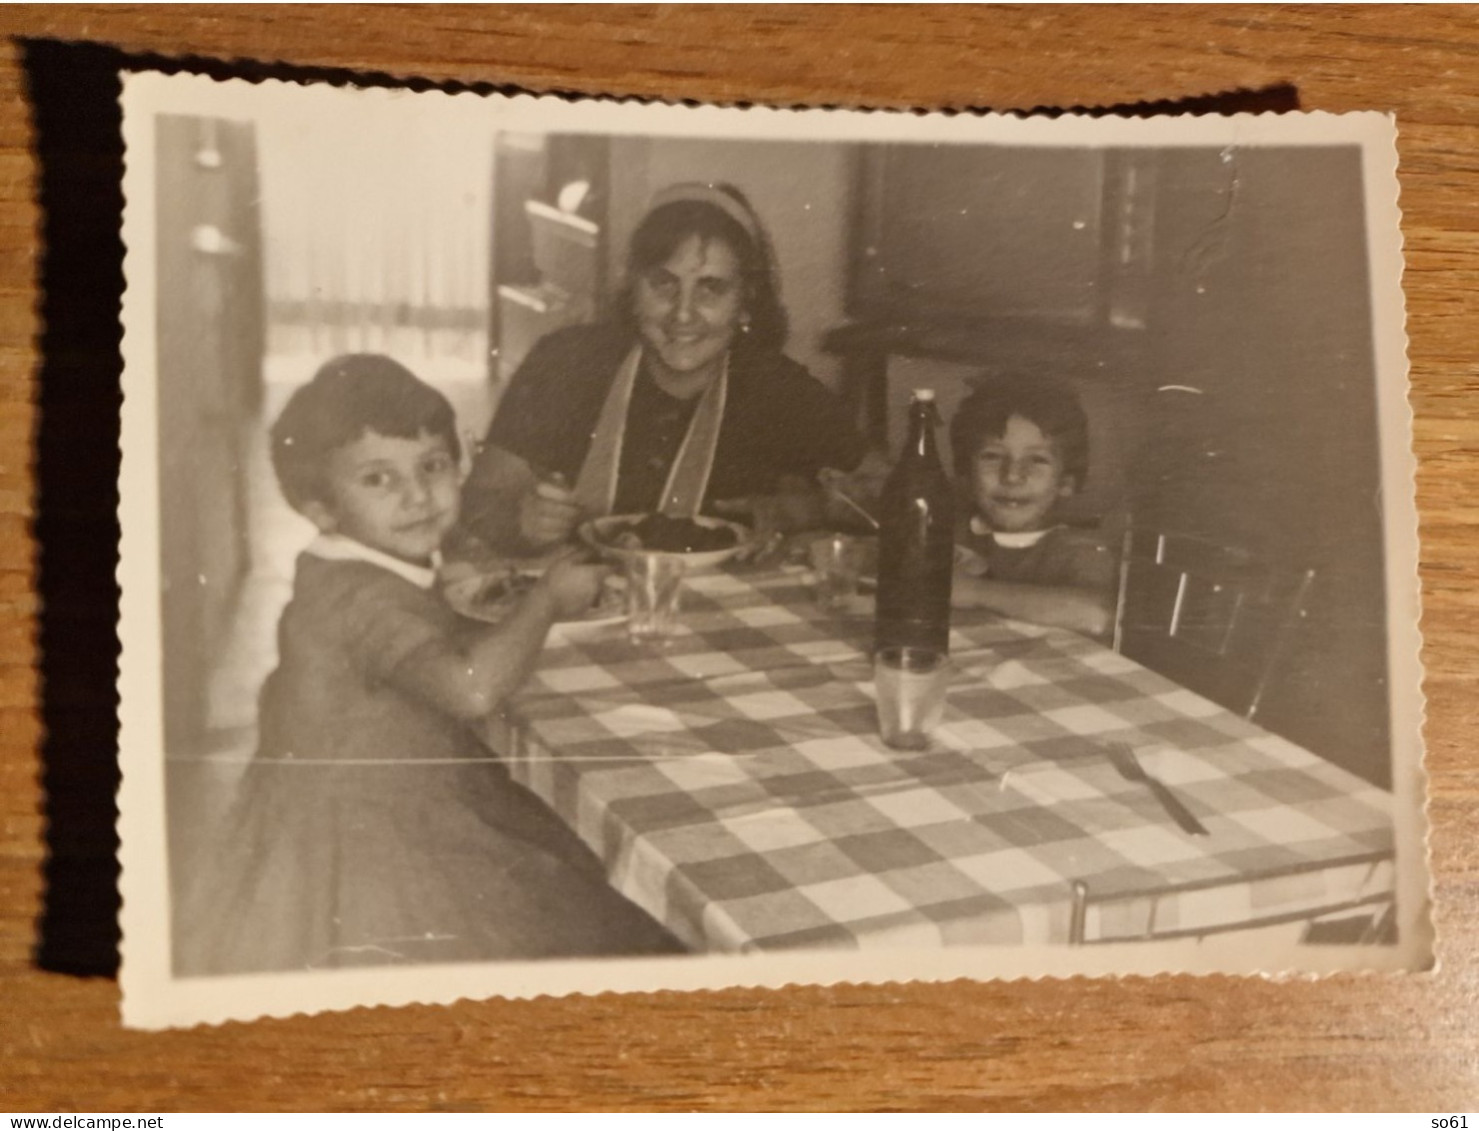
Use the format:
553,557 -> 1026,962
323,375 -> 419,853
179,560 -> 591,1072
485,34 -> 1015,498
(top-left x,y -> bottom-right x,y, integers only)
484,322 -> 867,512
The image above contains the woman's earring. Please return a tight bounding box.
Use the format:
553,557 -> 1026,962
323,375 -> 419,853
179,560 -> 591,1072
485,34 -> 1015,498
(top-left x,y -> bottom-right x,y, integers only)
739,316 -> 752,335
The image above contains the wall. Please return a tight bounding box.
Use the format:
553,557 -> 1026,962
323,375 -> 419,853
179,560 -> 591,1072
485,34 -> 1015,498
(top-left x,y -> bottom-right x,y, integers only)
154,114 -> 263,754
1138,145 -> 1390,783
606,135 -> 851,388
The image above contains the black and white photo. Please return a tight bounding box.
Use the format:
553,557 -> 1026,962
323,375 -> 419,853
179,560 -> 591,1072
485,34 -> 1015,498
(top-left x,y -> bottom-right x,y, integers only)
115,74 -> 1429,1029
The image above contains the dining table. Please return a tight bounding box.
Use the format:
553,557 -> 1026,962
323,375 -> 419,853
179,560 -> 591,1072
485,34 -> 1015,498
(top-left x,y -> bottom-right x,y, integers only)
480,562 -> 1397,953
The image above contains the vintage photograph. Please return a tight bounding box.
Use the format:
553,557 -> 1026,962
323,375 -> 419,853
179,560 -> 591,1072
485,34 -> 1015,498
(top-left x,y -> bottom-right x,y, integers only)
115,73 -> 1429,1028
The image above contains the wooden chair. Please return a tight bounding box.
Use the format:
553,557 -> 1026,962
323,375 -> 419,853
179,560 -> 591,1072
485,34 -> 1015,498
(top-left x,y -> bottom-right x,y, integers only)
1111,528 -> 1316,722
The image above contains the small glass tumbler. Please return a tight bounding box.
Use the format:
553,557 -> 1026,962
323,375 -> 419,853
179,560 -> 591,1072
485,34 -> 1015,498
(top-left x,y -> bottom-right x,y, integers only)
809,534 -> 863,614
625,552 -> 686,645
874,646 -> 950,750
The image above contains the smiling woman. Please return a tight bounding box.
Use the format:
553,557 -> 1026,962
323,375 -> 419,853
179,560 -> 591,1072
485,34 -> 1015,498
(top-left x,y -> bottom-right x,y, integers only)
632,234 -> 744,397
459,182 -> 867,556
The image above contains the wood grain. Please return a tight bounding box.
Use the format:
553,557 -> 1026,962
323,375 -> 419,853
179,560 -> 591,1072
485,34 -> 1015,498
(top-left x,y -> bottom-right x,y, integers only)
2,4 -> 1476,1112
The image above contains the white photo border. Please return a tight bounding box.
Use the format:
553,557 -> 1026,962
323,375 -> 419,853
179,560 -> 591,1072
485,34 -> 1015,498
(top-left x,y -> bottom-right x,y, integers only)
116,72 -> 1431,1030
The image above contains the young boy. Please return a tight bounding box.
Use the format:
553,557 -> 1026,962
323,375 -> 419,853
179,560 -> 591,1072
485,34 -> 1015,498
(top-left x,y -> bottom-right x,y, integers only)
178,354 -> 678,976
947,373 -> 1117,639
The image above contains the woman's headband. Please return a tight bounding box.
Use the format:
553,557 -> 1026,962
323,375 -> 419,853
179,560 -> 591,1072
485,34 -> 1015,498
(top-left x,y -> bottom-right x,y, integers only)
645,183 -> 761,244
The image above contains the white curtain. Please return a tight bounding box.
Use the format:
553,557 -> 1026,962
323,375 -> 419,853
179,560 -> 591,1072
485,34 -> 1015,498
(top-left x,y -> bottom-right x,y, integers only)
256,94 -> 492,362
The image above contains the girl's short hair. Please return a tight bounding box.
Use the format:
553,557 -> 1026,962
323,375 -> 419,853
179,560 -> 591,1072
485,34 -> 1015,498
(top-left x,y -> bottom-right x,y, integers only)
617,184 -> 788,353
949,373 -> 1091,488
269,354 -> 460,513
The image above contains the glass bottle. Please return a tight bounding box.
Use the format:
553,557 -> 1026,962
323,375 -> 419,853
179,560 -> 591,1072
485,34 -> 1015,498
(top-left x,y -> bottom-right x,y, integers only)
874,388 -> 955,654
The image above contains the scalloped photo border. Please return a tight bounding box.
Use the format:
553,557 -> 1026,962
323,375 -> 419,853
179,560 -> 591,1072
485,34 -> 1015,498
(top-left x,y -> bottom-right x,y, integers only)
115,71 -> 1431,1029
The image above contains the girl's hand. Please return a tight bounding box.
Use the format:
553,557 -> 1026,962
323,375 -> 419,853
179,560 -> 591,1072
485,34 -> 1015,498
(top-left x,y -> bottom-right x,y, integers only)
538,551 -> 610,620
518,475 -> 585,549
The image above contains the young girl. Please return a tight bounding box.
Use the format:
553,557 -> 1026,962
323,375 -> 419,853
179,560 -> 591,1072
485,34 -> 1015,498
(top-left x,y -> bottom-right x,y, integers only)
947,374 -> 1118,639
176,355 -> 678,976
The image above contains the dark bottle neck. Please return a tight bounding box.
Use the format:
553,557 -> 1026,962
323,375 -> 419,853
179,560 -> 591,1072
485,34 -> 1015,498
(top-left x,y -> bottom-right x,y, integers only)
903,401 -> 943,465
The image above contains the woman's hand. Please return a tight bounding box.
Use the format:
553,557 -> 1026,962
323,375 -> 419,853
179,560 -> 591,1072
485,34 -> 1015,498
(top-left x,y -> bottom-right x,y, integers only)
459,444 -> 585,555
713,495 -> 786,563
518,475 -> 586,550
714,475 -> 829,563
818,451 -> 889,530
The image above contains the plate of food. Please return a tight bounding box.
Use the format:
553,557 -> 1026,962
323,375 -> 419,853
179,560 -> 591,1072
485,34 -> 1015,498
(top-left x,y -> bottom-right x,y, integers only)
443,567 -> 627,628
580,513 -> 754,571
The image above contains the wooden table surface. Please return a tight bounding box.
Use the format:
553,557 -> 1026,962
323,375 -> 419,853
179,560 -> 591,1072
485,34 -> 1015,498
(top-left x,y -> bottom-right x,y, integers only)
2,4 -> 1475,1112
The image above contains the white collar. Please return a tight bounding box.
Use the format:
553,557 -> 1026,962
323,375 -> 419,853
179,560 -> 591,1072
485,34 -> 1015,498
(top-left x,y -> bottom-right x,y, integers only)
970,514 -> 1056,549
304,533 -> 440,590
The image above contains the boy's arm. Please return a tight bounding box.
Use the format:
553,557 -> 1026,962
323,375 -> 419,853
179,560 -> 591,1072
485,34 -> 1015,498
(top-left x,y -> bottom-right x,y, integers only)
951,572 -> 1115,639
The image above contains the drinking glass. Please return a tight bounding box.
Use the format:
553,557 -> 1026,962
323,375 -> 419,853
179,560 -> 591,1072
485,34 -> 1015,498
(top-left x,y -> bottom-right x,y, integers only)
874,646 -> 950,750
809,534 -> 863,613
625,552 -> 685,644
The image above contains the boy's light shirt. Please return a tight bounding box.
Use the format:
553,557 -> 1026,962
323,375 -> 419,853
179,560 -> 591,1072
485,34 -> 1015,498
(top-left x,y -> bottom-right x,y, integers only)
304,532 -> 441,590
969,514 -> 1057,549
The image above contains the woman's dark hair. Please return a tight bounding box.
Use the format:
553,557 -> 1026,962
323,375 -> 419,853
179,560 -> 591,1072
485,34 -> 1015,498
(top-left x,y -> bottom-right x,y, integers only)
269,353 -> 461,513
618,184 -> 788,353
949,373 -> 1091,489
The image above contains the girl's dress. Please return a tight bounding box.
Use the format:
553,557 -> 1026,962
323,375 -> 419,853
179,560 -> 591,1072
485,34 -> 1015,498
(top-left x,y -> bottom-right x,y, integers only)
175,546 -> 678,976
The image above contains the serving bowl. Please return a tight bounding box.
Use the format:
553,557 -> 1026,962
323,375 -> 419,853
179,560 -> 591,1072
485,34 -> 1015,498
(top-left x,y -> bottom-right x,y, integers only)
580,513 -> 754,572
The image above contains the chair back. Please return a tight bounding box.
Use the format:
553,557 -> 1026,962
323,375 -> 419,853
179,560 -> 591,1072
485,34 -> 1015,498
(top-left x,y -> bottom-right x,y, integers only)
1112,528 -> 1315,720
1066,852 -> 1395,946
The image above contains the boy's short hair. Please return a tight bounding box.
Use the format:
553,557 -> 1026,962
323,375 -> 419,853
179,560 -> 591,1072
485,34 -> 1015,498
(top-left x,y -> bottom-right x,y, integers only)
949,373 -> 1091,488
270,354 -> 461,513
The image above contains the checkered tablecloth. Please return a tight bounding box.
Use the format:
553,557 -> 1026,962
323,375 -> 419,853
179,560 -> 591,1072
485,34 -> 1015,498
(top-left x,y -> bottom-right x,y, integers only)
486,568 -> 1395,951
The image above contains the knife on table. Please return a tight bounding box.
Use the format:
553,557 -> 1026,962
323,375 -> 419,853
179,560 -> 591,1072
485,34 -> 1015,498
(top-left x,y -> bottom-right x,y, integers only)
1104,744 -> 1210,836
